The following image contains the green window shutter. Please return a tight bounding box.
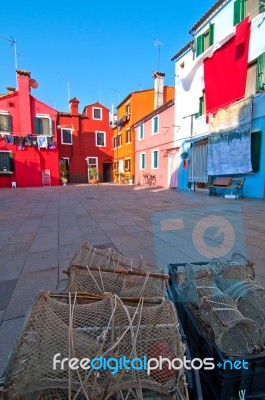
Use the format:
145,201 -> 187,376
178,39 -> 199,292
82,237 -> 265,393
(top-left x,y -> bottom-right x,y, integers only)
259,0 -> 265,13
209,23 -> 215,46
9,152 -> 14,172
199,96 -> 203,116
256,53 -> 265,91
196,35 -> 204,57
34,117 -> 41,135
153,117 -> 158,133
5,115 -> 11,132
234,0 -> 246,26
251,132 -> 262,172
153,151 -> 158,168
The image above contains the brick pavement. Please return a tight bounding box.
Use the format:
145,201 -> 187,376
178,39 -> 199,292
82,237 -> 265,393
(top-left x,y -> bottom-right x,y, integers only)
0,184 -> 264,376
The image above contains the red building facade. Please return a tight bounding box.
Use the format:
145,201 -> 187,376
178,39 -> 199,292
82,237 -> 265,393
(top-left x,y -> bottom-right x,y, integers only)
0,70 -> 60,187
58,99 -> 113,183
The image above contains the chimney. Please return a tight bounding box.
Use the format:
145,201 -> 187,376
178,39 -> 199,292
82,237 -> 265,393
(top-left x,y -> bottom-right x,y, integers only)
17,70 -> 32,133
69,97 -> 79,116
6,86 -> 16,94
153,71 -> 165,109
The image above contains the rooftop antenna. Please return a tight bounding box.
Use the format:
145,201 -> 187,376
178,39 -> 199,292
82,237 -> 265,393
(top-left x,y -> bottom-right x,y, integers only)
62,78 -> 71,106
154,39 -> 163,72
97,88 -> 102,103
110,87 -> 121,105
0,35 -> 20,85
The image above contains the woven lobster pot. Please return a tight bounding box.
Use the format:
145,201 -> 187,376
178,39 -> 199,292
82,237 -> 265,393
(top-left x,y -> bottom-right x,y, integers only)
2,292 -> 186,400
235,288 -> 265,344
199,293 -> 262,355
59,266 -> 167,299
186,278 -> 220,305
185,263 -> 212,282
216,264 -> 255,293
69,241 -> 150,273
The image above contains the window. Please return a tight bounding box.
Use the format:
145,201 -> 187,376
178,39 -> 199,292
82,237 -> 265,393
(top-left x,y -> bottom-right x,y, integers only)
195,92 -> 206,117
251,131 -> 262,172
125,102 -> 131,118
245,54 -> 265,97
257,53 -> 265,91
0,151 -> 14,172
125,158 -> 131,172
140,153 -> 146,169
34,115 -> 52,136
93,107 -> 102,120
87,157 -> 98,168
113,136 -> 117,148
234,0 -> 263,24
245,61 -> 257,97
96,131 -> 106,147
153,116 -> 159,134
0,112 -> 11,133
138,124 -> 144,140
114,161 -> 119,171
196,23 -> 214,57
152,150 -> 159,169
247,0 -> 260,19
126,128 -> 131,143
61,128 -> 73,145
117,133 -> 122,147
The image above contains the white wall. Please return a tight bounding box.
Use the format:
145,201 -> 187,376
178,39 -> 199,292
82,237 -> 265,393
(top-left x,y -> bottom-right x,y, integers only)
174,0 -> 265,150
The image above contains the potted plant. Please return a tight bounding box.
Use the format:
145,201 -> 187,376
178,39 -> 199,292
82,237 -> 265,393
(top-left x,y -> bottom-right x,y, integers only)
119,172 -> 125,183
89,167 -> 99,184
60,163 -> 68,186
128,175 -> 134,185
114,170 -> 120,183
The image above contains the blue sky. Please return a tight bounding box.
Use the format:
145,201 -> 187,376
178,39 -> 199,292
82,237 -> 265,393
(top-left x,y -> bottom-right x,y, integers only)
0,0 -> 214,113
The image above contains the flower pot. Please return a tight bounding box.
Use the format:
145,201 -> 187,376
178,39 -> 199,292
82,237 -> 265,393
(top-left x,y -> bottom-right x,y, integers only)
61,178 -> 67,186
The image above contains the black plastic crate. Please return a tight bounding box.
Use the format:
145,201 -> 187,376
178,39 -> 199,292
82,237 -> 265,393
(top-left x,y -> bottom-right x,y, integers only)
168,263 -> 265,400
167,285 -> 203,400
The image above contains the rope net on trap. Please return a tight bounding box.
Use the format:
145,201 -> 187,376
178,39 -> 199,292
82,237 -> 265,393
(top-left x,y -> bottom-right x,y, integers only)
69,241 -> 151,273
3,292 -> 186,400
19,388 -> 180,400
59,266 -> 167,299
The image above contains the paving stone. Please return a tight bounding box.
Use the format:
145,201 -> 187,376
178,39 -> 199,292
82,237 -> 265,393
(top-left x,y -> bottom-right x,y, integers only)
23,249 -> 59,272
0,317 -> 25,377
30,232 -> 58,253
0,279 -> 18,311
4,268 -> 58,320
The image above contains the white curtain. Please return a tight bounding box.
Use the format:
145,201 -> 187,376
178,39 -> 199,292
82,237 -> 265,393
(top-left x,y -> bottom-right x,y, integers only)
168,150 -> 179,188
189,144 -> 208,183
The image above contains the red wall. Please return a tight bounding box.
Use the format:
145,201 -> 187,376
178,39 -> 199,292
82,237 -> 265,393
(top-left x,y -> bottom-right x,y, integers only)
0,72 -> 60,188
58,101 -> 113,183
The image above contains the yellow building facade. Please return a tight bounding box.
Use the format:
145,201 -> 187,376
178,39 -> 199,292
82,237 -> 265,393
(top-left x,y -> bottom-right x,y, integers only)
113,76 -> 174,182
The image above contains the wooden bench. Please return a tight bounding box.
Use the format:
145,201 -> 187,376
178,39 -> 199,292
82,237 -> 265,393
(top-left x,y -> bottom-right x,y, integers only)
209,177 -> 245,199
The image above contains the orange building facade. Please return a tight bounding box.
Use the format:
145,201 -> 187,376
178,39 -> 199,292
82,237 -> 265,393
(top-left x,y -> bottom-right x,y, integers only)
113,72 -> 174,182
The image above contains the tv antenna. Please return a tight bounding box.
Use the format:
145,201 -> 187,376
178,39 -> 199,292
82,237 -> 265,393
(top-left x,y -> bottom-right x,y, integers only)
62,78 -> 71,106
0,35 -> 21,84
154,39 -> 163,72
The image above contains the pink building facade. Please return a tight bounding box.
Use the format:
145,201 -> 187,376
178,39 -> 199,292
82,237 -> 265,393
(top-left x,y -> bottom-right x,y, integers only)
134,100 -> 177,188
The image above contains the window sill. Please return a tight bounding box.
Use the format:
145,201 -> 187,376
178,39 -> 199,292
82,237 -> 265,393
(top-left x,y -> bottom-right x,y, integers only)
0,171 -> 13,176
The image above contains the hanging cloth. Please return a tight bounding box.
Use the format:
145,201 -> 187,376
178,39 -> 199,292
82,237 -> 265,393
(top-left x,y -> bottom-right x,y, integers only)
37,136 -> 48,149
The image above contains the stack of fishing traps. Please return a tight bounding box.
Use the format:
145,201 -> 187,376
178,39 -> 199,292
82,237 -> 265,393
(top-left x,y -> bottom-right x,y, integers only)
175,253 -> 265,356
2,241 -> 187,400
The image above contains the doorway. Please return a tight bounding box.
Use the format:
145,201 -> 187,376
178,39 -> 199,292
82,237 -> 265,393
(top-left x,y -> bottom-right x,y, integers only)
103,163 -> 112,182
